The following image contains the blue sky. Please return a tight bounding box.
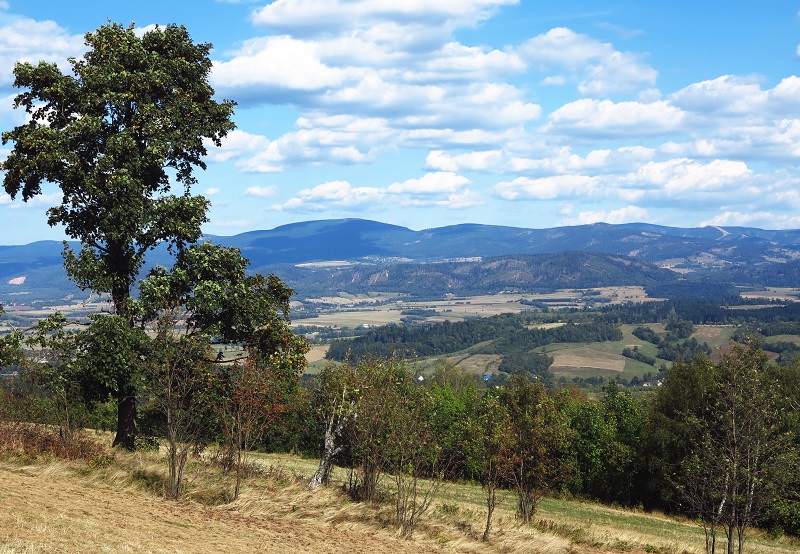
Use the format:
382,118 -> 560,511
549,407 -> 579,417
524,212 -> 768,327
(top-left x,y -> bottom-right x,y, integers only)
2,0 -> 800,244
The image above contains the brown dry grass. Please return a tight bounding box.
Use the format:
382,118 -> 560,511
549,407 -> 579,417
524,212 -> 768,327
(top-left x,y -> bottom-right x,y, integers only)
445,353 -> 503,376
550,347 -> 625,373
2,447 -> 799,554
740,288 -> 800,302
0,462 -> 429,553
293,287 -> 660,330
2,428 -> 798,554
306,344 -> 330,363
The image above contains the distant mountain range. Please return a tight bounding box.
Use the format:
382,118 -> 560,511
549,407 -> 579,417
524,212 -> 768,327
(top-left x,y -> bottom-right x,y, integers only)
2,219 -> 800,305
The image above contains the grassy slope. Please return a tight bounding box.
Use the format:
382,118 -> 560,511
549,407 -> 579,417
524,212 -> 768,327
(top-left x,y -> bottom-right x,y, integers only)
1,446 -> 798,554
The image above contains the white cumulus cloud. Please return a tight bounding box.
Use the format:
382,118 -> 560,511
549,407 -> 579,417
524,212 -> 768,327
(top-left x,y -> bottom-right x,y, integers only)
563,205 -> 649,225
245,185 -> 278,197
518,27 -> 657,97
493,175 -> 599,200
424,150 -> 503,172
545,99 -> 685,138
0,18 -> 84,89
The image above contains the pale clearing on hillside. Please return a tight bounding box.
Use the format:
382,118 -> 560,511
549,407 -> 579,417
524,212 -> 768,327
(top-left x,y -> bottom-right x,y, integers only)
550,349 -> 625,373
448,353 -> 503,375
305,344 -> 330,363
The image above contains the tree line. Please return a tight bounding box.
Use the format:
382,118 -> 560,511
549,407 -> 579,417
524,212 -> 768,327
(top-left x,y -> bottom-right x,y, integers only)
306,345 -> 800,548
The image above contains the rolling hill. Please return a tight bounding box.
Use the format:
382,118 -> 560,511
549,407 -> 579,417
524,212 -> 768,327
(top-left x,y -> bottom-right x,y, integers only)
2,219 -> 800,305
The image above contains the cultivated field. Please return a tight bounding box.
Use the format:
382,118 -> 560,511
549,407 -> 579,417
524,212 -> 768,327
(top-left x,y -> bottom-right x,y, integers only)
294,286 -> 656,329
740,287 -> 800,302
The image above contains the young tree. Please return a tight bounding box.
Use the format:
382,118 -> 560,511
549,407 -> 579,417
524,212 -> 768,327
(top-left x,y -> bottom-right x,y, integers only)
219,357 -> 302,500
465,393 -> 516,541
383,377 -> 445,538
144,321 -> 217,499
500,376 -> 574,523
1,22 -> 235,449
565,382 -> 647,505
20,314 -> 88,439
308,361 -> 359,489
136,242 -> 307,498
345,357 -> 400,503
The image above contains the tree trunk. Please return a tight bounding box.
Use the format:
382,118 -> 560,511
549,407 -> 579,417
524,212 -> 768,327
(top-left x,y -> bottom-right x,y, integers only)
309,413 -> 344,489
726,523 -> 735,554
111,279 -> 137,450
483,484 -> 496,541
309,448 -> 335,489
234,448 -> 243,500
517,486 -> 536,523
113,387 -> 137,450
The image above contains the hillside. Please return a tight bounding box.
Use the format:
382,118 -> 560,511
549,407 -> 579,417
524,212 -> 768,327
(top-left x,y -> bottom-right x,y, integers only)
2,452 -> 797,554
272,252 -> 676,297
2,219 -> 800,305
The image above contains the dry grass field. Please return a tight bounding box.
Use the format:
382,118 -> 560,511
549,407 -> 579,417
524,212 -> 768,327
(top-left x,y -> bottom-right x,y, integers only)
549,347 -> 626,373
0,463 -> 428,554
740,288 -> 800,302
2,446 -> 799,554
294,287 -> 657,330
443,353 -> 503,376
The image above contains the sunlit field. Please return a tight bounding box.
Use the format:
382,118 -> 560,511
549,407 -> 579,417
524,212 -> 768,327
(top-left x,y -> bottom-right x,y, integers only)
2,446 -> 797,554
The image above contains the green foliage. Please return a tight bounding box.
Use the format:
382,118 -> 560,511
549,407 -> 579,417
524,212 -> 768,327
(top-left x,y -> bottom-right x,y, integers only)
1,21 -> 235,449
327,312 -> 526,362
463,391 -> 516,540
79,315 -> 149,401
603,298 -> 800,326
564,383 -> 647,505
17,314 -> 91,437
500,376 -> 575,522
664,319 -> 694,341
428,379 -> 478,480
327,315 -> 622,370
483,321 -> 623,355
656,337 -> 711,362
2,22 -> 235,312
0,330 -> 25,372
345,357 -> 408,502
650,343 -> 799,550
632,325 -> 661,344
621,346 -> 656,366
497,351 -> 554,380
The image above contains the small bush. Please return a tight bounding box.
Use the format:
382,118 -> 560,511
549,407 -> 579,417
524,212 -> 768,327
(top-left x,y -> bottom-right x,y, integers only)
0,420 -> 111,463
437,503 -> 459,516
134,435 -> 160,452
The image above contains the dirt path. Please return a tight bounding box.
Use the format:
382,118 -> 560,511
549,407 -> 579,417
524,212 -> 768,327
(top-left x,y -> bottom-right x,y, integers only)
0,466 -> 438,553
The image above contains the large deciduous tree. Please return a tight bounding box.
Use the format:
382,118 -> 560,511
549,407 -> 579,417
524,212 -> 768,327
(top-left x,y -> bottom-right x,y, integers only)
1,22 -> 235,449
